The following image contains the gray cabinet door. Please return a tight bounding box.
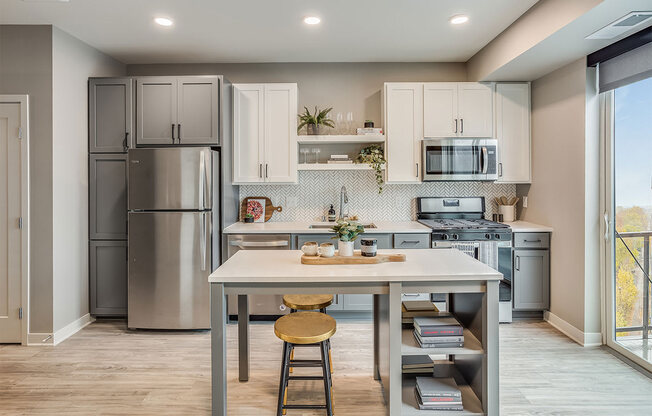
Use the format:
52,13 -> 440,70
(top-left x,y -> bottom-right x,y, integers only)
513,249 -> 550,310
89,154 -> 128,240
89,78 -> 133,153
136,77 -> 177,145
177,76 -> 219,145
90,240 -> 127,316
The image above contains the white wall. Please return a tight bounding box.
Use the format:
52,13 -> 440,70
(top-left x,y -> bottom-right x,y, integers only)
51,27 -> 124,333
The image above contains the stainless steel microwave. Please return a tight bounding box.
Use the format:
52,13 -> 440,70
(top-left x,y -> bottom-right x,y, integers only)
422,138 -> 498,181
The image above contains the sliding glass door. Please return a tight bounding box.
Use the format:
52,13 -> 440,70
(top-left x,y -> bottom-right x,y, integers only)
603,77 -> 652,370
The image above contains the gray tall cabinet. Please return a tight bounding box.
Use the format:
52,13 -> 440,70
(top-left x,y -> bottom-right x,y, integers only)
89,75 -> 225,316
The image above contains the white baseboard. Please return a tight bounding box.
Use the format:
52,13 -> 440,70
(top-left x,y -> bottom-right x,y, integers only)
27,332 -> 54,346
53,313 -> 95,345
544,311 -> 602,347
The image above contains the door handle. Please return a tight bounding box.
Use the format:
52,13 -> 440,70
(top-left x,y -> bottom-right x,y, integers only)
604,213 -> 610,241
199,150 -> 206,210
177,124 -> 181,142
460,119 -> 464,134
454,119 -> 458,134
200,212 -> 207,271
123,132 -> 129,151
482,147 -> 488,174
171,123 -> 175,143
515,255 -> 520,271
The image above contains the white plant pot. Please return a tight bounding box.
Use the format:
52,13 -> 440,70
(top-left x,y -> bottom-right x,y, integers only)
338,240 -> 354,257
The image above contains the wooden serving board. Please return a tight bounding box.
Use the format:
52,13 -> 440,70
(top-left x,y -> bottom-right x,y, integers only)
301,252 -> 406,265
240,196 -> 282,222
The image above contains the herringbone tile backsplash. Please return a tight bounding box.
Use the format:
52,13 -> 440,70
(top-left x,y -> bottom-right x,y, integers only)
240,171 -> 517,222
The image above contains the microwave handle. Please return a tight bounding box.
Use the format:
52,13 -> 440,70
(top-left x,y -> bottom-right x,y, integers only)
482,147 -> 488,174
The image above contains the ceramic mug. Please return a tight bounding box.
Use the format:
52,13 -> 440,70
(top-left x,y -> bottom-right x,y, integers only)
301,241 -> 319,256
319,242 -> 335,258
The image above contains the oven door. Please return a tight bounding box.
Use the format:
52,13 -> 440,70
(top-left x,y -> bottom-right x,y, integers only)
422,138 -> 497,181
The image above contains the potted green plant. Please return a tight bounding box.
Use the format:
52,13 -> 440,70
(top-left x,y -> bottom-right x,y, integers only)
298,106 -> 335,135
243,213 -> 254,223
330,219 -> 365,257
355,144 -> 386,194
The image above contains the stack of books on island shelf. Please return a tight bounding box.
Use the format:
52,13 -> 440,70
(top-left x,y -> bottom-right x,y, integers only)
414,377 -> 463,411
413,316 -> 464,348
327,154 -> 353,164
401,301 -> 442,324
402,355 -> 434,374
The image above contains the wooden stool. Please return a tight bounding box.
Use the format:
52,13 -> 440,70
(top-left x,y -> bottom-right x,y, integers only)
283,295 -> 335,374
274,312 -> 336,416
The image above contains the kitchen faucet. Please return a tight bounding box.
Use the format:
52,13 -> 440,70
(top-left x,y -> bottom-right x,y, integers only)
339,185 -> 349,220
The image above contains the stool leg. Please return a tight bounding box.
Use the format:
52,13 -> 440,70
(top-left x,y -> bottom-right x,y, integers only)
327,339 -> 334,375
320,341 -> 334,416
289,344 -> 294,374
277,342 -> 291,416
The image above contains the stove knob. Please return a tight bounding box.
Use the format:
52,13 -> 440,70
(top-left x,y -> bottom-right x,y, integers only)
485,233 -> 491,240
442,234 -> 449,240
495,234 -> 501,240
452,234 -> 459,240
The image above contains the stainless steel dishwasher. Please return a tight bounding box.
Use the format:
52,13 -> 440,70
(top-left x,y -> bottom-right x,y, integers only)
226,234 -> 292,318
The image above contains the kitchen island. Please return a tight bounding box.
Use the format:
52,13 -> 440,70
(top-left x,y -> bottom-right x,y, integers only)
209,248 -> 501,416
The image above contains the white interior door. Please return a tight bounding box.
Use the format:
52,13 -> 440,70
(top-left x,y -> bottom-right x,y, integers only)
385,83 -> 423,183
233,84 -> 265,183
0,102 -> 23,343
264,84 -> 297,183
423,83 -> 458,137
458,83 -> 494,137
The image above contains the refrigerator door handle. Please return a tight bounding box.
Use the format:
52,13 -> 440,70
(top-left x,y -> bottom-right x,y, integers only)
199,150 -> 206,210
200,212 -> 207,272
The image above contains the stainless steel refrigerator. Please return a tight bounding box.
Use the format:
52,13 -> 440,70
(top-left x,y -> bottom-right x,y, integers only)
127,147 -> 216,329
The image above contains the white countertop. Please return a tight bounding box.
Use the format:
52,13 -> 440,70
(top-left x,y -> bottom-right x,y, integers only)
223,221 -> 432,235
505,221 -> 553,233
209,249 -> 502,283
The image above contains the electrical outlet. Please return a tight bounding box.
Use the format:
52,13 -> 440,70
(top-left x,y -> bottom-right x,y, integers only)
523,196 -> 528,208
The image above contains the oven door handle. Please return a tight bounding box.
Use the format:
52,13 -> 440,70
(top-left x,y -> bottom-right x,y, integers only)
481,146 -> 488,174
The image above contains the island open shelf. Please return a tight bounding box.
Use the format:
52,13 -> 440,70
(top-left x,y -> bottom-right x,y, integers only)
401,377 -> 484,416
401,327 -> 484,356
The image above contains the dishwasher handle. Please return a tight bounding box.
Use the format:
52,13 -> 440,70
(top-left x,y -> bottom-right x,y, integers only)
229,240 -> 289,248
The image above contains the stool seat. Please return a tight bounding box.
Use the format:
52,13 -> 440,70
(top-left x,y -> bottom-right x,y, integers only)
283,294 -> 333,311
274,312 -> 336,345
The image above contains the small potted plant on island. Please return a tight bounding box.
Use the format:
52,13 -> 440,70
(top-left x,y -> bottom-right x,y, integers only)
297,106 -> 335,135
243,213 -> 254,223
331,219 -> 365,257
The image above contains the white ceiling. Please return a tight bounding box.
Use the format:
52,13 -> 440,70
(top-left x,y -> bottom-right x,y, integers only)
0,0 -> 538,64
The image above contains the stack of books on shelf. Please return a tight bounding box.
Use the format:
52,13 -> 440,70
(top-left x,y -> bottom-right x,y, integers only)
402,355 -> 434,374
401,300 -> 441,324
413,316 -> 464,348
414,377 -> 463,411
327,154 -> 353,164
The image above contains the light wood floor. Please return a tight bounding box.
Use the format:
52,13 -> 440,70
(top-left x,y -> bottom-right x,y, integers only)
0,320 -> 651,415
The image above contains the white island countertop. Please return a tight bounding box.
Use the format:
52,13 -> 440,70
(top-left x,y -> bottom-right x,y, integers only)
507,221 -> 553,233
209,248 -> 502,283
223,220 -> 432,235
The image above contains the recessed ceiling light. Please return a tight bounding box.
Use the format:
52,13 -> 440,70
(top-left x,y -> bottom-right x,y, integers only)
154,17 -> 174,27
304,16 -> 321,25
449,15 -> 469,25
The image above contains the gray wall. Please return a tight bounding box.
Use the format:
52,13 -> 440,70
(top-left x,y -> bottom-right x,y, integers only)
127,62 -> 467,126
51,27 -> 125,333
517,57 -> 600,335
0,25 -> 54,334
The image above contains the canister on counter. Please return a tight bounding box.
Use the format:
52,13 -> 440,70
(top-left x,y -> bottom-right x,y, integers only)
360,238 -> 377,257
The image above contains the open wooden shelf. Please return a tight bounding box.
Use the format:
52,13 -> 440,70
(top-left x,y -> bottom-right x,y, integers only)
298,163 -> 385,171
401,377 -> 484,415
297,134 -> 385,144
401,328 -> 484,356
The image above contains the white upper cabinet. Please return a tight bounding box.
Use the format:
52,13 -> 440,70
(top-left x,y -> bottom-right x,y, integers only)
423,82 -> 493,138
233,83 -> 297,184
384,83 -> 423,184
136,76 -> 219,146
458,83 -> 494,137
423,83 -> 458,137
495,83 -> 531,183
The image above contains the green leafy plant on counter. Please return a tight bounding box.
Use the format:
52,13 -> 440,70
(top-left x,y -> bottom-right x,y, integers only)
330,220 -> 365,242
297,106 -> 335,134
356,144 -> 386,194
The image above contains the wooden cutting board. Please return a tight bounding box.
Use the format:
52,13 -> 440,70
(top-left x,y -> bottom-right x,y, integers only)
301,252 -> 406,265
240,197 -> 282,222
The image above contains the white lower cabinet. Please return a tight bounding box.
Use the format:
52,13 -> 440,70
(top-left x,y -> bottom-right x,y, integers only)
495,83 -> 531,183
233,83 -> 297,184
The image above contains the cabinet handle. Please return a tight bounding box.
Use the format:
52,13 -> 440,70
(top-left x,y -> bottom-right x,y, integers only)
123,132 -> 129,152
460,119 -> 464,134
523,239 -> 542,243
177,124 -> 181,142
401,240 -> 420,244
416,163 -> 419,178
265,163 -> 269,178
259,164 -> 262,178
515,255 -> 520,271
498,163 -> 503,177
171,123 -> 175,143
454,119 -> 458,134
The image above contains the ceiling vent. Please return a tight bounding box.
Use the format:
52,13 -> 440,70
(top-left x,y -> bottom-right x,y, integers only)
587,12 -> 652,40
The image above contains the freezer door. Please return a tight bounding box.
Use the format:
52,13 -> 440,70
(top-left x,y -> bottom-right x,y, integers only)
128,211 -> 211,329
128,148 -> 212,210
